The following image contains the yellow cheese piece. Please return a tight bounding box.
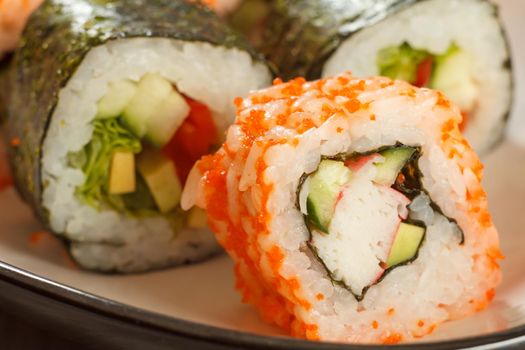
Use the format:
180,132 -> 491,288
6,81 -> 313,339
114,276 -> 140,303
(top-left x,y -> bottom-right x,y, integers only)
108,151 -> 136,194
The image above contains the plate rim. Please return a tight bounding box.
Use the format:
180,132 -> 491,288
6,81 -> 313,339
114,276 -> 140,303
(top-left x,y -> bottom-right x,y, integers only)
1,260 -> 524,349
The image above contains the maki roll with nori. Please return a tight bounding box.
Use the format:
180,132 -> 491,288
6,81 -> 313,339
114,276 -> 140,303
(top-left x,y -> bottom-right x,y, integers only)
182,73 -> 502,343
259,0 -> 513,154
0,0 -> 43,123
0,0 -> 43,59
4,0 -> 271,272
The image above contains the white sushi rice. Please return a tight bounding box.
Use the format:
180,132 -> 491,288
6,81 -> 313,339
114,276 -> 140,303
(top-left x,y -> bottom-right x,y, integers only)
323,0 -> 512,155
41,38 -> 271,272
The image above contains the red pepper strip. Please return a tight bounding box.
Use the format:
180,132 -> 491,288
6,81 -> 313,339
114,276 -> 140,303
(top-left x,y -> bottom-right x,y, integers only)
162,97 -> 217,184
414,57 -> 433,88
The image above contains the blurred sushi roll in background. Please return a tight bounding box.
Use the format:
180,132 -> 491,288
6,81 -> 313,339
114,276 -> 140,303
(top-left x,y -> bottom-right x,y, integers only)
0,0 -> 43,121
182,73 -> 502,343
4,0 -> 271,272
0,0 -> 44,197
0,0 -> 43,59
254,0 -> 513,155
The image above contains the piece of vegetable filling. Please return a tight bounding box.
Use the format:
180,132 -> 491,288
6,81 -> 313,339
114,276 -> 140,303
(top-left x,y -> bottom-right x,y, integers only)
299,145 -> 463,300
68,73 -> 212,228
377,42 -> 478,129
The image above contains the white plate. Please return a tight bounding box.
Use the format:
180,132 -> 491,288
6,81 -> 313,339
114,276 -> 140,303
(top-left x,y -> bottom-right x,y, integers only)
0,0 -> 524,348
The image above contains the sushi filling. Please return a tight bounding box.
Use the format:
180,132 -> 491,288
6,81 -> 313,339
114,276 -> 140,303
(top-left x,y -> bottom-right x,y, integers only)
299,145 -> 462,300
68,72 -> 213,228
377,42 -> 477,128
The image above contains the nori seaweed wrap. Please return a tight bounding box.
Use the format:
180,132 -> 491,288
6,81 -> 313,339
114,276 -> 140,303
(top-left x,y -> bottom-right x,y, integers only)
4,0 -> 271,272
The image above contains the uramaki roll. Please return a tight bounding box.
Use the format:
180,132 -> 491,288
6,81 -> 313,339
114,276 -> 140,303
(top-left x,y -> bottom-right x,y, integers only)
182,73 -> 502,343
5,0 -> 271,272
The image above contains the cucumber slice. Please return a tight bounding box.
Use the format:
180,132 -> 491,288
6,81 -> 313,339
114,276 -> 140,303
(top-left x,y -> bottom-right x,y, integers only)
145,90 -> 190,148
374,147 -> 415,186
96,79 -> 138,119
386,222 -> 425,268
431,49 -> 477,111
306,160 -> 352,233
122,73 -> 175,138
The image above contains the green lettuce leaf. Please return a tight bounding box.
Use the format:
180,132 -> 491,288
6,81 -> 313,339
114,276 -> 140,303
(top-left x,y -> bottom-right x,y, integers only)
69,117 -> 142,210
377,42 -> 430,83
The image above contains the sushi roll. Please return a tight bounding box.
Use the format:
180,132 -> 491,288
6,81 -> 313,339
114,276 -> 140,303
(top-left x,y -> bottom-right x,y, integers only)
0,0 -> 43,59
182,73 -> 502,343
258,0 -> 513,155
4,0 -> 271,272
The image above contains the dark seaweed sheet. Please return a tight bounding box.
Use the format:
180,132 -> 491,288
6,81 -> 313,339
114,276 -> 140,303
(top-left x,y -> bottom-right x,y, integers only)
297,144 -> 463,301
258,0 -> 413,79
4,0 -> 263,227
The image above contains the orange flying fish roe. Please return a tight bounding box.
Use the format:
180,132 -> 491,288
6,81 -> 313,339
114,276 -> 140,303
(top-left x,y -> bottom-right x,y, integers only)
281,77 -> 306,97
486,288 -> 496,302
486,246 -> 504,270
29,231 -> 50,245
436,92 -> 451,108
296,118 -> 316,133
233,97 -> 243,108
293,321 -> 320,340
344,99 -> 361,113
276,114 -> 288,126
382,332 -> 403,344
267,245 -> 284,273
251,94 -> 274,105
337,76 -> 349,85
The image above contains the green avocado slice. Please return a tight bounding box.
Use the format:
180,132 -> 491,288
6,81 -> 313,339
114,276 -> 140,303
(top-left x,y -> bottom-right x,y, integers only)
374,146 -> 416,186
386,222 -> 426,268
